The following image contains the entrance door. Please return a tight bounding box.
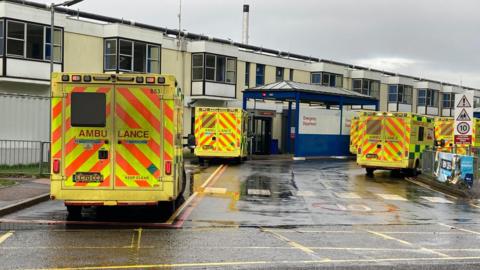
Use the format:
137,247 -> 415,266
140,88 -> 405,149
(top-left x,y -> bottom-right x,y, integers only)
253,117 -> 272,155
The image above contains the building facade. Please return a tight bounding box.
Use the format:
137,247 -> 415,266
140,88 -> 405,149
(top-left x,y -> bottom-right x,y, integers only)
0,0 -> 478,153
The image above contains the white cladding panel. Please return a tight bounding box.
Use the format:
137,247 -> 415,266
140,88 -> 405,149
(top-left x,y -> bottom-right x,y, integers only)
7,59 -> 61,80
204,82 -> 235,98
299,107 -> 341,135
192,82 -> 203,95
0,94 -> 49,141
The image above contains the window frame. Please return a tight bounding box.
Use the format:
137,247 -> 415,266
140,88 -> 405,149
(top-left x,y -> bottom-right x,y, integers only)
388,84 -> 413,104
44,26 -> 62,62
311,71 -> 343,87
103,37 -> 161,73
0,20 -> 4,56
311,72 -> 321,84
245,62 -> 250,87
191,53 -> 237,85
191,53 -> 204,81
6,20 -> 25,57
256,64 -> 265,86
104,38 -> 117,71
275,67 -> 284,82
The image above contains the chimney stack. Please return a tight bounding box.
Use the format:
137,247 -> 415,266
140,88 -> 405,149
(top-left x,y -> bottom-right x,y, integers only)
242,4 -> 250,44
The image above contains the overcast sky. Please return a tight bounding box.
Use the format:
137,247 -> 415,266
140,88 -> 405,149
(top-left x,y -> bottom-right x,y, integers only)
33,0 -> 480,88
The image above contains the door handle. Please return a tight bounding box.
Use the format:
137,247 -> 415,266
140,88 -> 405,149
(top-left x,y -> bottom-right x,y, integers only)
377,144 -> 382,149
98,150 -> 109,160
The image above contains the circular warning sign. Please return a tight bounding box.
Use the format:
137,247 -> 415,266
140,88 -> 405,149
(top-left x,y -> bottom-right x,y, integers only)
457,122 -> 470,135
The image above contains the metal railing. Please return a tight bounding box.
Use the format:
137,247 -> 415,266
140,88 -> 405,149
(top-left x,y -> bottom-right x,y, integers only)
0,140 -> 50,175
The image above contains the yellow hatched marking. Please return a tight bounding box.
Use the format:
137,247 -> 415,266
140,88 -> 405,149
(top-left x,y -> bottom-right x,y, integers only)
0,231 -> 14,245
116,147 -> 153,181
114,164 -> 139,187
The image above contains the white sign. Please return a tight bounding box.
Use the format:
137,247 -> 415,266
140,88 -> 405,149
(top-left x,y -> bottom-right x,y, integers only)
298,107 -> 341,135
454,91 -> 474,144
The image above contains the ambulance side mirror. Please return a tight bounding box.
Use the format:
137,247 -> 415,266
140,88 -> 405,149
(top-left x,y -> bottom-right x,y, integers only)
186,134 -> 196,149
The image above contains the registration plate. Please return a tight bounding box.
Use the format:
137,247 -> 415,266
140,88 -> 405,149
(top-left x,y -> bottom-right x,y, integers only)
73,172 -> 103,183
366,154 -> 378,159
203,145 -> 213,150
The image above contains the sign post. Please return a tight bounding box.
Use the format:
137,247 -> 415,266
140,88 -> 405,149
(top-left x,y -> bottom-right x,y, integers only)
454,91 -> 474,144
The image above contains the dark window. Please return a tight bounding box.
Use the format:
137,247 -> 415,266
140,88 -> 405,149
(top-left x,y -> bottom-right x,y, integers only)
311,73 -> 321,84
256,64 -> 265,86
133,42 -> 146,72
417,89 -> 426,106
388,85 -> 398,102
276,67 -> 284,82
322,73 -> 329,85
205,54 -> 216,81
104,39 -> 117,70
226,58 -> 236,83
0,21 -> 4,55
192,54 -> 204,81
443,93 -> 453,108
289,69 -> 294,81
245,62 -> 250,86
26,24 -> 44,60
216,55 -> 226,82
71,93 -> 106,127
7,21 -> 24,56
418,126 -> 424,141
45,27 -> 62,62
147,45 -> 160,73
119,40 -> 133,71
353,79 -> 362,90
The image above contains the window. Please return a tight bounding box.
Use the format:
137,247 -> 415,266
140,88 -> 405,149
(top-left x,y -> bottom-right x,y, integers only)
133,42 -> 146,72
311,73 -> 321,84
147,45 -> 160,73
7,21 -> 25,57
418,126 -> 424,141
366,120 -> 381,135
119,40 -> 133,71
105,38 -> 160,72
352,79 -> 380,98
226,58 -> 236,83
289,69 -> 294,81
256,64 -> 265,86
45,27 -> 62,62
205,54 -> 215,81
443,93 -> 453,108
192,54 -> 204,81
104,39 -> 117,70
26,24 -> 43,60
193,53 -> 236,84
388,84 -> 412,104
311,72 -> 343,87
245,62 -> 250,86
0,20 -> 3,55
71,93 -> 106,127
418,89 -> 438,107
276,67 -> 284,82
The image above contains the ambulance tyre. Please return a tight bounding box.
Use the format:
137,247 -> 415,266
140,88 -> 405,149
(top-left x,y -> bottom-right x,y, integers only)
66,205 -> 82,217
157,200 -> 176,217
366,168 -> 375,176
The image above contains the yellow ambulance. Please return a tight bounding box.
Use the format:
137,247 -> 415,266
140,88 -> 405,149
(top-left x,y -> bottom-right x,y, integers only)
357,111 -> 434,176
349,116 -> 360,155
50,73 -> 185,216
194,107 -> 249,163
434,117 -> 480,153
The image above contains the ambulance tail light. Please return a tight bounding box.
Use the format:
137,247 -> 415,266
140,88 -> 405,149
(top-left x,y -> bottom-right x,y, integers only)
165,161 -> 172,175
72,75 -> 81,82
53,159 -> 60,174
146,77 -> 155,83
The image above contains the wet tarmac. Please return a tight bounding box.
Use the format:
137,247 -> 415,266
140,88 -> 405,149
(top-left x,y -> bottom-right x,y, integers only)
2,159 -> 480,269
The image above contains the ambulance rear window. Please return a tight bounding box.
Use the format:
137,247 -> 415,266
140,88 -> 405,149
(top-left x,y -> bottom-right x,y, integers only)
366,120 -> 381,135
71,92 -> 106,127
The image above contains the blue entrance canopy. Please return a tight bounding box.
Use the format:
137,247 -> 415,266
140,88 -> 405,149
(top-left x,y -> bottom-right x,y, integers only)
243,81 -> 379,158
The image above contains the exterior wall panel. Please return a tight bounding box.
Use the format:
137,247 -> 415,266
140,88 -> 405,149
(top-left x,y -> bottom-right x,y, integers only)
64,32 -> 103,73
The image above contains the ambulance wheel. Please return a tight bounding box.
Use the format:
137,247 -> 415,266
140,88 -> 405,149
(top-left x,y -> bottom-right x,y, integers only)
179,169 -> 187,197
410,161 -> 420,177
66,205 -> 82,217
157,200 -> 176,217
366,168 -> 375,176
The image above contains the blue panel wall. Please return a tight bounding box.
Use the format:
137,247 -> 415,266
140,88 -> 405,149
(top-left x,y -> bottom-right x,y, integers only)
295,134 -> 351,157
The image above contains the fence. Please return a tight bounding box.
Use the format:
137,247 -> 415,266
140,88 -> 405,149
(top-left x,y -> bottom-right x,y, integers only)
0,140 -> 50,175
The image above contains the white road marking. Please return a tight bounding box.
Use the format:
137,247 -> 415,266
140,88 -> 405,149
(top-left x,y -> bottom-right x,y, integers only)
377,193 -> 408,201
297,191 -> 316,197
247,189 -> 271,196
422,196 -> 453,204
335,192 -> 361,199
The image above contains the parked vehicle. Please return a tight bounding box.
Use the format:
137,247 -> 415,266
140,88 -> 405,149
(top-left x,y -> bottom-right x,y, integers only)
50,73 -> 185,215
356,111 -> 434,176
194,107 -> 249,164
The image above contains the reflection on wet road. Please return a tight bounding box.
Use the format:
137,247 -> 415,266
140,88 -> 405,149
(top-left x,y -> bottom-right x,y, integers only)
3,159 -> 480,269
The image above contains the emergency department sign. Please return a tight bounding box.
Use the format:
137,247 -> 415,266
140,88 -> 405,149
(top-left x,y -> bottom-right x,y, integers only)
454,91 -> 474,144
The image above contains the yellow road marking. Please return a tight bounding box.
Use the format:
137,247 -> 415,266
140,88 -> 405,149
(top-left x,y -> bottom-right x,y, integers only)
135,228 -> 143,249
166,165 -> 225,224
261,228 -> 319,256
404,177 -> 458,200
25,256 -> 480,270
376,193 -> 408,201
366,230 -> 450,258
438,223 -> 480,235
203,187 -> 227,194
0,231 -> 14,245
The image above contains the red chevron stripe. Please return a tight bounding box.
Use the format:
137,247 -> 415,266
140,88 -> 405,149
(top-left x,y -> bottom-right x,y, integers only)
118,88 -> 161,129
65,144 -> 102,177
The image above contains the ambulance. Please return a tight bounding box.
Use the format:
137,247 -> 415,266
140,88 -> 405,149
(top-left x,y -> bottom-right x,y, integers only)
434,117 -> 480,153
194,107 -> 248,163
50,73 -> 185,216
349,116 -> 360,154
356,111 -> 434,176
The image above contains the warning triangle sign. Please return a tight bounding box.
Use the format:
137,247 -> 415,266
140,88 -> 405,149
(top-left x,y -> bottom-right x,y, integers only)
456,108 -> 471,121
457,95 -> 472,108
